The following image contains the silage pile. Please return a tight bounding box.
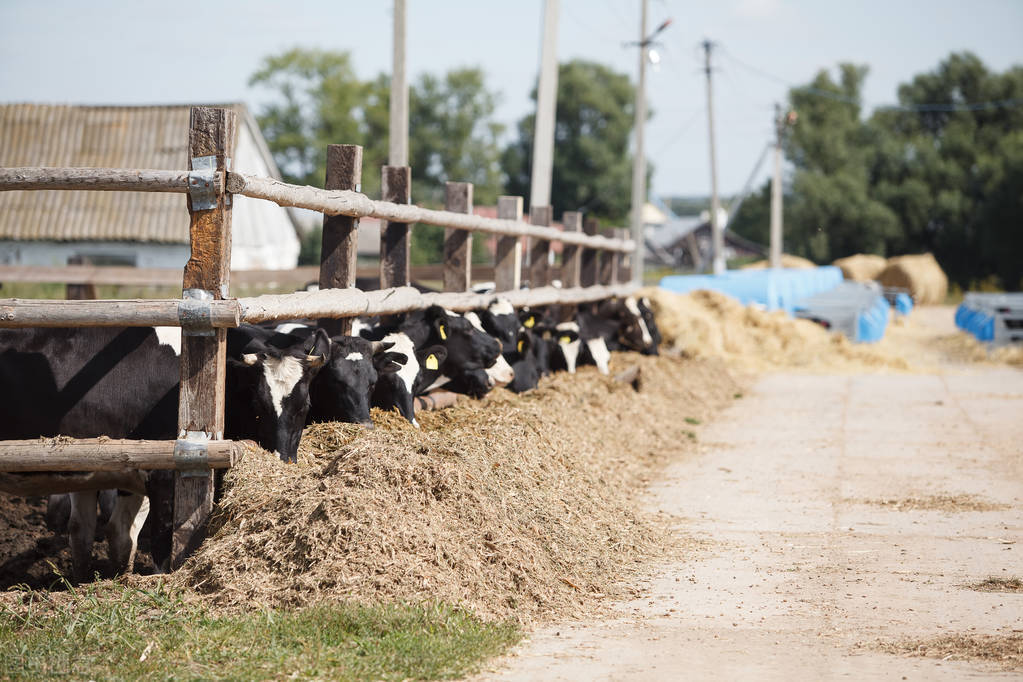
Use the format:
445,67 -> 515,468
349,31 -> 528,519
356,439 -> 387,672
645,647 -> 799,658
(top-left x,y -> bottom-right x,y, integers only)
173,353 -> 740,623
640,287 -> 910,372
878,253 -> 948,304
833,254 -> 888,282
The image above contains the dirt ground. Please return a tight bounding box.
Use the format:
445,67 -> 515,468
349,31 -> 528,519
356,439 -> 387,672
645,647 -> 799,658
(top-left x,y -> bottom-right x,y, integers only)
481,307 -> 1023,680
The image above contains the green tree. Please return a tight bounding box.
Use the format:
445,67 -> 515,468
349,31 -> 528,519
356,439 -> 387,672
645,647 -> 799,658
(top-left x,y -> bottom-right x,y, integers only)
250,49 -> 506,265
503,60 -> 639,224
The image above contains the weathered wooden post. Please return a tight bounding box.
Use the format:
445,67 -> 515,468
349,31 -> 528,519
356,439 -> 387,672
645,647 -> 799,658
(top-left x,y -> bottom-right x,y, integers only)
318,144 -> 362,335
614,228 -> 632,284
173,106 -> 235,569
599,228 -> 618,285
380,166 -> 412,289
495,196 -> 523,292
443,182 -> 473,292
528,206 -> 553,287
561,211 -> 583,289
580,216 -> 599,287
66,255 -> 96,300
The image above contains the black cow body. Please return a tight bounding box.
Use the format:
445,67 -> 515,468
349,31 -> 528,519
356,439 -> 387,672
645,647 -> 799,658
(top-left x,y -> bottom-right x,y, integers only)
0,324 -> 328,580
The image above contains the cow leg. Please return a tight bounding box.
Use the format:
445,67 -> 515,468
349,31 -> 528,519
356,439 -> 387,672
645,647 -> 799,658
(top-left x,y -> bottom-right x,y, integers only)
45,493 -> 71,534
106,492 -> 149,575
68,490 -> 98,583
146,469 -> 174,573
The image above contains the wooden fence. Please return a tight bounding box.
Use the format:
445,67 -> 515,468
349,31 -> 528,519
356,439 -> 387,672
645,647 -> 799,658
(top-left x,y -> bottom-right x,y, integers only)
0,106 -> 638,568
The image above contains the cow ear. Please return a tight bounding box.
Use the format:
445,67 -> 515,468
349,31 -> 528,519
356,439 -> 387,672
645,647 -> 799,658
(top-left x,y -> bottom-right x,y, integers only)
304,329 -> 331,367
557,329 -> 579,344
374,351 -> 407,374
370,340 -> 396,355
516,332 -> 531,355
418,344 -> 447,366
434,317 -> 448,341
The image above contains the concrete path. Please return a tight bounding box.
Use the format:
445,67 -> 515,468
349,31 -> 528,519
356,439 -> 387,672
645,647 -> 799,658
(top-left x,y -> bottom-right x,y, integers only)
484,367 -> 1023,680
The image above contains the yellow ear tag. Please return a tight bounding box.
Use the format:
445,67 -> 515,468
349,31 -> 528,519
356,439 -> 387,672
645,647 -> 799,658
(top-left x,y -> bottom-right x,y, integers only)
559,335 -> 572,345
425,354 -> 439,370
517,339 -> 524,353
438,324 -> 447,340
523,316 -> 535,328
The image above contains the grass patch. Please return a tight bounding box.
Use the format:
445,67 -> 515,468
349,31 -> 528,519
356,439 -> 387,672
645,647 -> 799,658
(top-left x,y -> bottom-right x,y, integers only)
857,494 -> 1007,512
684,417 -> 701,425
0,581 -> 518,680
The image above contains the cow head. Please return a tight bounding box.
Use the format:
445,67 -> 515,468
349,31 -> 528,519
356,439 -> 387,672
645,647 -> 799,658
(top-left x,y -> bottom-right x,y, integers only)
475,297 -> 520,353
548,322 -> 582,374
370,332 -> 425,427
505,329 -> 542,393
309,335 -> 387,427
226,326 -> 330,463
599,296 -> 658,354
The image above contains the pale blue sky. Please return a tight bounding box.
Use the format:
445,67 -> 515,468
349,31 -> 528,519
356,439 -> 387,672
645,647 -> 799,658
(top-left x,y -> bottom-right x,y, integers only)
2,0 -> 1021,200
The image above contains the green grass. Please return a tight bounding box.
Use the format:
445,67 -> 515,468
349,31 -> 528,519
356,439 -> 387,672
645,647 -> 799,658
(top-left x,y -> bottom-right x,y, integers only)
0,581 -> 519,681
684,417 -> 701,425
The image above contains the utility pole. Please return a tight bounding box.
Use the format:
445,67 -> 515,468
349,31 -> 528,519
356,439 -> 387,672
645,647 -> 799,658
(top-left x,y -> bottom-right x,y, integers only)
703,39 -> 724,275
530,0 -> 559,210
628,0 -> 648,287
769,103 -> 784,269
389,0 -> 408,166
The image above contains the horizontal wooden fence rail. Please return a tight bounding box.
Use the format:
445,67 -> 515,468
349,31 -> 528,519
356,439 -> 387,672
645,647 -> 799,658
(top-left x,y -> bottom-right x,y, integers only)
0,167 -> 222,194
0,264 -> 522,287
0,283 -> 636,328
227,173 -> 636,253
0,167 -> 635,254
0,438 -> 245,473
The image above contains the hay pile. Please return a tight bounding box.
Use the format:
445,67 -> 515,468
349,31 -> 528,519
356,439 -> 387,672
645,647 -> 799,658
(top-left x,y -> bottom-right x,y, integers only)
833,254 -> 887,282
740,254 -> 817,270
172,354 -> 740,623
640,287 -> 910,372
878,253 -> 948,304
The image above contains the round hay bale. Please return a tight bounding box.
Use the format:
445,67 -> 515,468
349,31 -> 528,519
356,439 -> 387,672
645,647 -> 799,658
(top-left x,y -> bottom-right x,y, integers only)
833,254 -> 887,282
741,254 -> 817,270
878,253 -> 948,305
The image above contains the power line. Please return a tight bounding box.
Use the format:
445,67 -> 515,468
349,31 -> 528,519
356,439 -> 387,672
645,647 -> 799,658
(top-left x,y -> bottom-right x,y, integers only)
720,47 -> 1023,113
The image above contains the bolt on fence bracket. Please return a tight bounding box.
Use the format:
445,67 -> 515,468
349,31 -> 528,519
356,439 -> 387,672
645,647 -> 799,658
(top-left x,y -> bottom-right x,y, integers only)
188,155 -> 218,210
174,431 -> 210,476
179,288 -> 215,336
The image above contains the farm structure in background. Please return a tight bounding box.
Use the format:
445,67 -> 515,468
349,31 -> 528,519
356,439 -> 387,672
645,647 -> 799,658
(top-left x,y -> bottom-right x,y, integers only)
0,103 -> 300,271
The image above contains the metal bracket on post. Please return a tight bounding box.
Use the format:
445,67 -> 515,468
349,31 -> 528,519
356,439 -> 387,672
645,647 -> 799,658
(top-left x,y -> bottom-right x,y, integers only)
174,431 -> 210,477
188,155 -> 218,210
179,288 -> 215,337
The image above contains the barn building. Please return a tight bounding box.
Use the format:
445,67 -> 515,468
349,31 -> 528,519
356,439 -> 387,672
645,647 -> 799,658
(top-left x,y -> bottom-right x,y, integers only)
0,103 -> 299,270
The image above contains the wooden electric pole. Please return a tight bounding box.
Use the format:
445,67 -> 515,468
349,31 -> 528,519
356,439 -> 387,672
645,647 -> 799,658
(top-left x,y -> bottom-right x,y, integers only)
769,103 -> 784,269
629,0 -> 649,287
530,0 -> 559,210
389,0 -> 408,166
703,39 -> 724,275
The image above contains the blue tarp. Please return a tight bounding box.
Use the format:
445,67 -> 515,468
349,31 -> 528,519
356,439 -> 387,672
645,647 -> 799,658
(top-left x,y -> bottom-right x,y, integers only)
955,303 -> 995,341
659,266 -> 844,313
893,292 -> 914,316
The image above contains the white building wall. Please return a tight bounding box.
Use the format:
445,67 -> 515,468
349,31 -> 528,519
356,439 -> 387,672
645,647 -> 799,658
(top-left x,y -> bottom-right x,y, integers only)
0,240 -> 189,268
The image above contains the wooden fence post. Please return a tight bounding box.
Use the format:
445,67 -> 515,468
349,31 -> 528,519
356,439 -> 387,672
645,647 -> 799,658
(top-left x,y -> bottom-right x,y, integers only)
380,166 -> 411,289
599,228 -> 617,285
528,205 -> 553,287
65,255 -> 96,300
614,227 -> 631,284
443,182 -> 473,292
318,144 -> 362,335
173,106 -> 236,569
580,217 -> 599,287
495,196 -> 522,292
561,212 -> 582,288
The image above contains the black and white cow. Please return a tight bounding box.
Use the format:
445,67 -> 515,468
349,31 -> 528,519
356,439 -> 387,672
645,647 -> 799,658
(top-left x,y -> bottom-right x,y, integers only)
0,324 -> 329,581
368,331 -> 447,427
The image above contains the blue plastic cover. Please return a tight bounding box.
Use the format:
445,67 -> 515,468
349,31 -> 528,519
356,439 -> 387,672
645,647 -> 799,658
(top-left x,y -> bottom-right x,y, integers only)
659,266 -> 844,312
893,292 -> 914,316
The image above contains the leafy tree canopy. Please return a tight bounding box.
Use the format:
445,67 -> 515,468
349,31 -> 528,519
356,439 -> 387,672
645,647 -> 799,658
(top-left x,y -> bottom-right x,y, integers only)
503,60 -> 641,224
730,52 -> 1023,290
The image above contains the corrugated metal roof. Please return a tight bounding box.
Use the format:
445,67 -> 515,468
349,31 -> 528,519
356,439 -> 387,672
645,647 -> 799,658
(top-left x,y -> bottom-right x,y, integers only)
0,103 -> 282,244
